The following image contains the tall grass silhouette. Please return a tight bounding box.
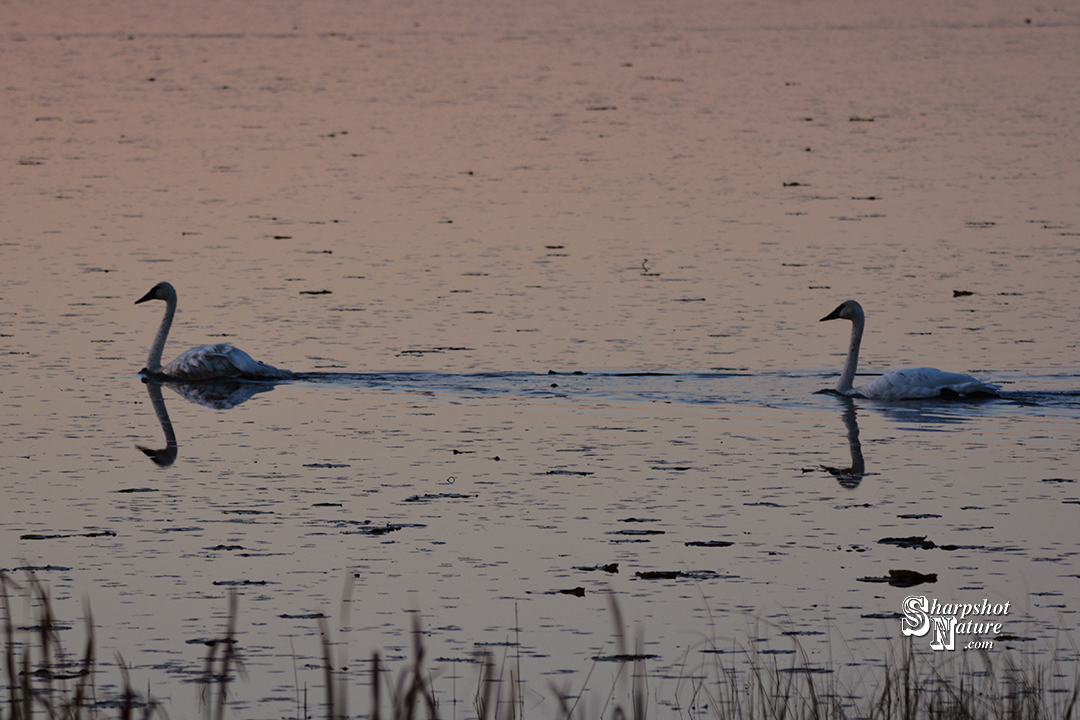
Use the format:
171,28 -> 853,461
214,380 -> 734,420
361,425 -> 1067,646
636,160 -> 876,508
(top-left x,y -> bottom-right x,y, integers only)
1,570 -> 159,719
3,572 -> 1078,719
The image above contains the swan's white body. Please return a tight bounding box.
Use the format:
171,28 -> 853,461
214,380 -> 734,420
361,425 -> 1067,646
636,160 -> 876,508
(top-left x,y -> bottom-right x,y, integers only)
820,300 -> 998,400
136,281 -> 293,381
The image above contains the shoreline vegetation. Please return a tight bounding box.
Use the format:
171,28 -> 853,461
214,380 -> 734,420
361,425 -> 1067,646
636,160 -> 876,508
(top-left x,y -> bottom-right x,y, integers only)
2,573 -> 1078,720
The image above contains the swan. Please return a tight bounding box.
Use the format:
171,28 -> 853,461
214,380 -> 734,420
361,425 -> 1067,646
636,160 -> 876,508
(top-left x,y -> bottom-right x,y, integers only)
820,299 -> 999,400
135,281 -> 293,381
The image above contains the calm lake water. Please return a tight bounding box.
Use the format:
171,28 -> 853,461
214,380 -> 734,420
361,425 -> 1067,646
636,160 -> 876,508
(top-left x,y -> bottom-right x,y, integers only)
3,0 -> 1080,717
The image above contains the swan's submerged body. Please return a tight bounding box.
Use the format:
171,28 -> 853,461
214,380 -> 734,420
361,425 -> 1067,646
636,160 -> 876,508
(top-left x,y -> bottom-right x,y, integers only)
853,367 -> 999,400
136,282 -> 293,381
157,342 -> 292,381
820,300 -> 999,400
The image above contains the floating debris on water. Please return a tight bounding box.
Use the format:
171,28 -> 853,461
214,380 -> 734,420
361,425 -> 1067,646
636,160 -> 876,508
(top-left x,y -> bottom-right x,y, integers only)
336,521 -> 425,536
213,579 -> 271,586
858,569 -> 939,588
0,565 -> 71,573
279,612 -> 328,620
634,570 -> 729,581
636,570 -> 682,580
533,587 -> 585,597
21,530 -> 117,540
593,653 -> 660,662
403,493 -> 476,502
574,563 -> 619,573
879,536 -> 938,550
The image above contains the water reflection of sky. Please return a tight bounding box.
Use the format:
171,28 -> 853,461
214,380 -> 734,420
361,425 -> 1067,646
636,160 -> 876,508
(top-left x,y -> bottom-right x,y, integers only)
4,0 -> 1080,716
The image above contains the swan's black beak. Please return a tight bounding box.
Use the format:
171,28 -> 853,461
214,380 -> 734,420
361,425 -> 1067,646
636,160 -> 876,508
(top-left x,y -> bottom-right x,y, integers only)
135,289 -> 156,305
820,304 -> 845,322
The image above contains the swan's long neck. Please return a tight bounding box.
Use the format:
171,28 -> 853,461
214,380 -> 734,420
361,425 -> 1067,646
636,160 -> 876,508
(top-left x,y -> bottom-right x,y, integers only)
146,293 -> 176,373
837,310 -> 864,395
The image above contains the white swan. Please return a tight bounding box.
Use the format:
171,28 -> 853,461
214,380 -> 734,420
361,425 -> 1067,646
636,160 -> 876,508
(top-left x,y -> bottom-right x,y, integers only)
820,299 -> 998,400
135,281 -> 293,381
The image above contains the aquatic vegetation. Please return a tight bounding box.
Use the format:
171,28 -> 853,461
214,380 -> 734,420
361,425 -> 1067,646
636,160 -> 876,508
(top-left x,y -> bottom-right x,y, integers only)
0,571 -> 161,719
3,575 -> 1079,720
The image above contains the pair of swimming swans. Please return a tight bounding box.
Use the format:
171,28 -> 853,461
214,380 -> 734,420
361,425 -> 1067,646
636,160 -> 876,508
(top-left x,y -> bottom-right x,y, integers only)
135,282 -> 997,399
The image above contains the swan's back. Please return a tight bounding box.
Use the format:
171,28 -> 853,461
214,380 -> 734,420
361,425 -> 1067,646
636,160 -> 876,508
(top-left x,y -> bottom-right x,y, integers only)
162,343 -> 293,381
859,367 -> 1000,400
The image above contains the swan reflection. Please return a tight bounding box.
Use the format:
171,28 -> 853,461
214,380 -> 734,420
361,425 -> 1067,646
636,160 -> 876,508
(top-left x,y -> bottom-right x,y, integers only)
136,376 -> 281,466
161,378 -> 279,409
137,379 -> 178,466
821,396 -> 865,489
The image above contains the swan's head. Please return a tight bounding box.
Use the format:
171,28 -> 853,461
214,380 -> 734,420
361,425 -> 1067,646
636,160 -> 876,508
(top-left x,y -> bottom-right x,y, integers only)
135,281 -> 177,305
820,299 -> 864,323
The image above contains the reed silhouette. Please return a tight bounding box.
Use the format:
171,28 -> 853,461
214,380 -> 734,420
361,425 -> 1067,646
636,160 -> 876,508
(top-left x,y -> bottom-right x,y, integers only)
3,572 -> 1078,720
